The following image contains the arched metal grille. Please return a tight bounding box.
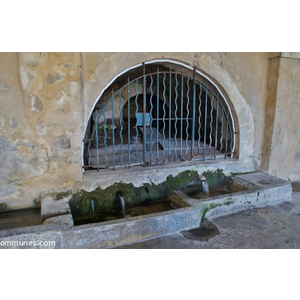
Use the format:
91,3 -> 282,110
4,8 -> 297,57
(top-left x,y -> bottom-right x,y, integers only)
83,64 -> 235,170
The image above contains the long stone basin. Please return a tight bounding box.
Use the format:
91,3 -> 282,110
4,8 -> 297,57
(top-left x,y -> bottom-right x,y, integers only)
0,173 -> 292,248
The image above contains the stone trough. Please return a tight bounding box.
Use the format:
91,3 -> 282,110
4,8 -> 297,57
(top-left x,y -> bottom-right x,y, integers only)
0,172 -> 292,248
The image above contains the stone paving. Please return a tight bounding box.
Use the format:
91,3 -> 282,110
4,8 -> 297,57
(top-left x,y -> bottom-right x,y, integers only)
114,185 -> 300,249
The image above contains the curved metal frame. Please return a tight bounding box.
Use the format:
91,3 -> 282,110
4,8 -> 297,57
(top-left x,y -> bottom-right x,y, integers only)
82,59 -> 236,172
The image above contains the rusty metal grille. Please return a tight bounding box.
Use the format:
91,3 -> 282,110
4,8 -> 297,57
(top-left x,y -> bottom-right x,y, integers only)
83,63 -> 235,170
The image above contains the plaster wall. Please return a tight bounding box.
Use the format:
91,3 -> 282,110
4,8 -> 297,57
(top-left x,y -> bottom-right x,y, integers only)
268,55 -> 300,181
0,52 -> 293,209
0,53 -> 83,208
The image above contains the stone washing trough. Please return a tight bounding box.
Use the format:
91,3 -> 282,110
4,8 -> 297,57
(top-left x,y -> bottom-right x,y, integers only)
0,172 -> 292,248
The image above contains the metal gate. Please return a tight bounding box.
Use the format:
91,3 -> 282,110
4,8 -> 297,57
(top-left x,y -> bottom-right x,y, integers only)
83,63 -> 235,170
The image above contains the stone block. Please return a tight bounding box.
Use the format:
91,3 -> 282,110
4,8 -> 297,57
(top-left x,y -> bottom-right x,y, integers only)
41,195 -> 71,221
236,172 -> 290,189
43,214 -> 73,228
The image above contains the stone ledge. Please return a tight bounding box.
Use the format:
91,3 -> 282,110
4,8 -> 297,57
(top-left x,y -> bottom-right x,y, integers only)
41,195 -> 71,222
43,214 -> 73,228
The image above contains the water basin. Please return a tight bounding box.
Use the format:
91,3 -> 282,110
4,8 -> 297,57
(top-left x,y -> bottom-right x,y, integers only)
181,176 -> 249,200
71,195 -> 190,226
0,207 -> 42,230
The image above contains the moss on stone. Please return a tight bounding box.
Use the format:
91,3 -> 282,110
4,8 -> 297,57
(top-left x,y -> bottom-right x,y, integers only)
32,195 -> 42,207
0,202 -> 8,212
203,169 -> 225,189
69,169 -> 201,219
199,201 -> 224,224
54,190 -> 72,200
223,198 -> 234,206
165,170 -> 199,190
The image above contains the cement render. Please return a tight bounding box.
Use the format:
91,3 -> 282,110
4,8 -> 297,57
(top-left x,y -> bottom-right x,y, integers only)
114,189 -> 300,249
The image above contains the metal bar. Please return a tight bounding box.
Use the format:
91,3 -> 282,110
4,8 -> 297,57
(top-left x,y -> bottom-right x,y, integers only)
127,77 -> 131,167
215,98 -> 219,156
153,118 -> 192,120
225,109 -> 229,155
149,74 -> 154,164
88,140 -> 91,166
162,73 -> 166,162
204,83 -> 208,156
95,110 -> 99,168
191,73 -> 196,159
198,83 -> 202,155
104,105 -> 108,167
135,79 -> 139,163
220,109 -> 224,153
209,92 -> 214,152
174,74 -> 178,162
143,63 -> 146,166
185,78 -> 190,160
168,71 -> 172,162
119,89 -> 124,165
180,75 -> 184,159
112,89 -> 115,169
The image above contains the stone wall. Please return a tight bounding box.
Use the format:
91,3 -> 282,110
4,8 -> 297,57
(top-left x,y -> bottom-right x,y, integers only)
267,54 -> 300,181
0,52 -> 298,209
0,53 -> 83,208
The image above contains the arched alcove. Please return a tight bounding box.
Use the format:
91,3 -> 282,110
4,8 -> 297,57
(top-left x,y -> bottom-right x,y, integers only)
82,59 -> 239,171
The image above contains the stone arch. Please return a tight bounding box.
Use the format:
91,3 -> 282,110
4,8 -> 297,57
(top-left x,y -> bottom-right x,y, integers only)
82,56 -> 255,171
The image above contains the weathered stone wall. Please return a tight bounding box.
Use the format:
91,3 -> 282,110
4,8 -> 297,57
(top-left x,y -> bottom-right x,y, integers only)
0,52 -> 298,209
0,53 -> 83,208
268,54 -> 300,181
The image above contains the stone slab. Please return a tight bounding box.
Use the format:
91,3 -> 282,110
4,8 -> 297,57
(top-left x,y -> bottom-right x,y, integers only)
43,214 -> 73,228
62,207 -> 200,249
236,172 -> 289,189
41,196 -> 71,221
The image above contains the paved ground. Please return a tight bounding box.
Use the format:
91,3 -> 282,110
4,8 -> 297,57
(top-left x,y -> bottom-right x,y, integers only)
114,184 -> 300,249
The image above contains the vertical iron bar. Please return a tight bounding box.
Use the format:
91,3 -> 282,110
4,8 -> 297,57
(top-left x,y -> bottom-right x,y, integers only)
119,89 -> 123,165
209,92 -> 214,153
169,71 -> 172,163
225,110 -> 229,156
112,89 -> 115,169
174,74 -> 178,162
128,77 -> 131,167
104,105 -> 108,167
180,75 -> 183,160
162,73 -> 166,163
204,83 -> 208,159
215,99 -> 219,158
88,140 -> 91,166
220,109 -> 224,154
198,83 -> 202,155
185,78 -> 190,160
191,67 -> 196,159
149,74 -> 154,165
135,80 -> 139,163
143,63 -> 146,166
